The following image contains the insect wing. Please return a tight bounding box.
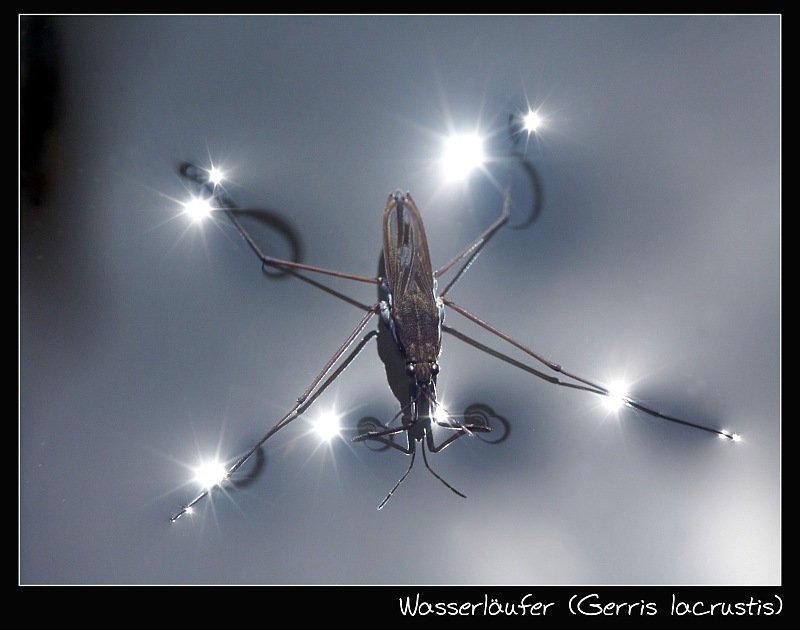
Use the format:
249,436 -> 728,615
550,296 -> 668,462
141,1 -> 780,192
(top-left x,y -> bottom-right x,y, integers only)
383,192 -> 435,301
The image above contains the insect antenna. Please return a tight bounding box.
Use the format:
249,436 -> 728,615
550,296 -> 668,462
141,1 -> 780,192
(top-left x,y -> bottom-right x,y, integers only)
420,441 -> 467,501
356,391 -> 475,509
377,451 -> 416,510
377,442 -> 470,511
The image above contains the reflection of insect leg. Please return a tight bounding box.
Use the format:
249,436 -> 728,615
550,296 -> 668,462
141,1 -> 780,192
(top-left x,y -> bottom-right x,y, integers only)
171,307 -> 379,521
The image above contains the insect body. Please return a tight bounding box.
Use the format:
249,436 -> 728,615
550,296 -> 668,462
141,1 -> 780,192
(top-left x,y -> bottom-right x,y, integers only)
354,192 -> 493,508
171,164 -> 737,521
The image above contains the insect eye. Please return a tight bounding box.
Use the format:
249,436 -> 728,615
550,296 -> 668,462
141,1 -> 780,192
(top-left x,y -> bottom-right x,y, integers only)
431,362 -> 440,375
406,363 -> 416,376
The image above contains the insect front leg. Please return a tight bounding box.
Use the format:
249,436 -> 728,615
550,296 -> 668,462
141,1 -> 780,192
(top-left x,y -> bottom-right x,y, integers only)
421,432 -> 467,500
376,438 -> 417,510
421,380 -> 492,442
354,411 -> 416,452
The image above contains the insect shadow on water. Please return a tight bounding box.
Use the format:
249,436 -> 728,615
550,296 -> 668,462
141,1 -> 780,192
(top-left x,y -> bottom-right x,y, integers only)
171,158 -> 738,521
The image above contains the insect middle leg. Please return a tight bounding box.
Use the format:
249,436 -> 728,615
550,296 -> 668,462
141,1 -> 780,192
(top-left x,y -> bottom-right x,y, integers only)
171,306 -> 380,521
435,183 -> 513,298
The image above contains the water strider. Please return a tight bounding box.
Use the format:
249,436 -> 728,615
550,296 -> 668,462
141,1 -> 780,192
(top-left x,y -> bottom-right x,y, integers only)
170,163 -> 737,521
